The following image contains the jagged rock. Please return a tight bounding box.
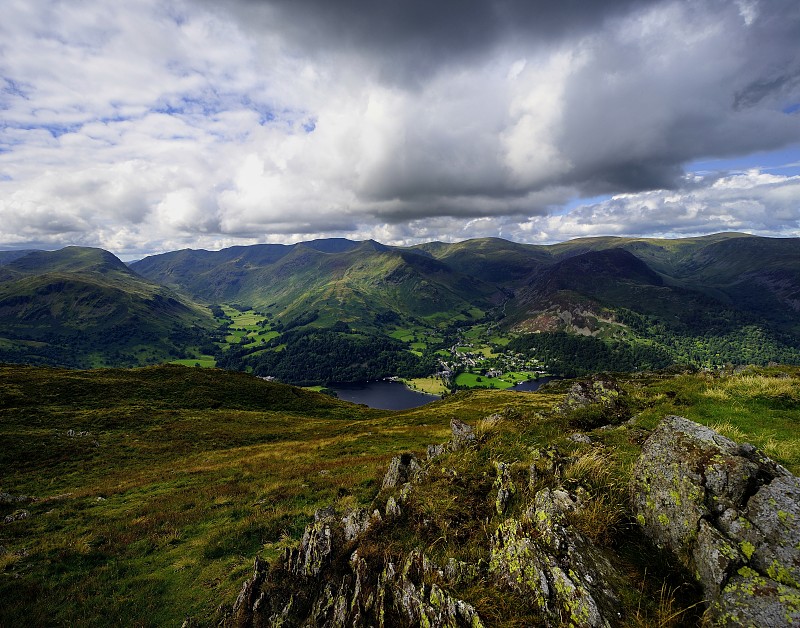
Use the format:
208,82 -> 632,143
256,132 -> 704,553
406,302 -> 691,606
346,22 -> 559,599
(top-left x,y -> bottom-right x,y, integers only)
229,557 -> 269,627
231,539 -> 483,627
489,485 -> 620,627
287,506 -> 342,577
528,447 -> 564,488
559,376 -> 630,427
343,508 -> 372,541
493,461 -> 516,515
381,453 -> 424,489
569,432 -> 592,444
3,510 -> 29,524
398,482 -> 413,503
385,496 -> 401,518
631,415 -> 800,624
444,558 -> 481,587
717,567 -> 800,626
427,443 -> 446,460
0,493 -> 34,505
736,475 -> 800,588
449,419 -> 476,450
562,377 -> 625,410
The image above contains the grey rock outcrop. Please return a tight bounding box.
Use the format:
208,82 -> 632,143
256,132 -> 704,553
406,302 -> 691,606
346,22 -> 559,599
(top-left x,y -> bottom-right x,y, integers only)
229,512 -> 484,627
381,453 -> 424,489
449,419 -> 476,450
631,415 -> 800,626
489,483 -> 622,627
493,461 -> 515,515
558,376 -> 630,427
3,509 -> 30,524
0,493 -> 34,505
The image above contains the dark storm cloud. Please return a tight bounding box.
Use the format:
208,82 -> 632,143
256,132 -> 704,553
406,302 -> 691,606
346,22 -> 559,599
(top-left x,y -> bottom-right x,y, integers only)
221,0 -> 660,84
734,71 -> 800,110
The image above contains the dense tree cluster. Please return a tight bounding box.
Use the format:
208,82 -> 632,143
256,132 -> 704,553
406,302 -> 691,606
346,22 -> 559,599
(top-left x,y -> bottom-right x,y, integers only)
509,319 -> 800,377
507,332 -> 673,377
218,327 -> 436,386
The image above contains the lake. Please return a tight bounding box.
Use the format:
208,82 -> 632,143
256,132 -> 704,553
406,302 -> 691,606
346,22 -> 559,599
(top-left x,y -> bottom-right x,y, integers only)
328,380 -> 439,410
510,376 -> 557,392
329,376 -> 559,409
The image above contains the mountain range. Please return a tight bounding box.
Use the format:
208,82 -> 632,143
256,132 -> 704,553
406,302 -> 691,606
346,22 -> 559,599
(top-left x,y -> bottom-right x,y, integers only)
1,232 -> 798,372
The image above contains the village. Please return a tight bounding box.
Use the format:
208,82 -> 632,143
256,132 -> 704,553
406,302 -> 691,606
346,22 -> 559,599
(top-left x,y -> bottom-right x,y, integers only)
435,332 -> 548,390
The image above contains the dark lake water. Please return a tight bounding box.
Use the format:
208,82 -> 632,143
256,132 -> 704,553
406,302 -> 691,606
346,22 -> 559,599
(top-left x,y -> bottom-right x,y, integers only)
510,376 -> 557,392
329,376 -> 559,409
328,380 -> 439,410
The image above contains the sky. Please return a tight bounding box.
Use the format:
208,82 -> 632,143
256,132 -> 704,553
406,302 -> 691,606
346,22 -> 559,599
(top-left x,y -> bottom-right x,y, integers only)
1,0 -> 799,259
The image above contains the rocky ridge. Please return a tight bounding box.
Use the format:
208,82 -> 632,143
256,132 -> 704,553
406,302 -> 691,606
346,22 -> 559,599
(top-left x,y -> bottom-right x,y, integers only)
226,412 -> 800,627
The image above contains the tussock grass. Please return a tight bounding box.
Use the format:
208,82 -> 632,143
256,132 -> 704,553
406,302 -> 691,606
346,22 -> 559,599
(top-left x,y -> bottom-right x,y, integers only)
567,493 -> 626,546
723,374 -> 799,400
701,387 -> 731,400
563,449 -> 627,546
704,373 -> 799,403
627,582 -> 706,627
563,448 -> 614,491
761,437 -> 800,467
708,421 -> 747,442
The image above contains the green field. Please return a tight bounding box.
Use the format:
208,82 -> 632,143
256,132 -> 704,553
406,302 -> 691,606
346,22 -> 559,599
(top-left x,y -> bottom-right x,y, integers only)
403,376 -> 448,395
455,372 -> 515,389
170,356 -> 217,368
455,370 -> 539,389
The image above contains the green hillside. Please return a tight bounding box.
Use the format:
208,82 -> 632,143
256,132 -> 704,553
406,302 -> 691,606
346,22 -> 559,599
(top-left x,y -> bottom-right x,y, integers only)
0,247 -> 213,368
413,237 -> 551,286
133,239 -> 499,329
2,364 -> 799,625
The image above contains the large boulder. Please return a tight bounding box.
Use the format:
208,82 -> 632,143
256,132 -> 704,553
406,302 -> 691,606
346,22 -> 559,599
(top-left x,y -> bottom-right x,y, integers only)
631,416 -> 800,625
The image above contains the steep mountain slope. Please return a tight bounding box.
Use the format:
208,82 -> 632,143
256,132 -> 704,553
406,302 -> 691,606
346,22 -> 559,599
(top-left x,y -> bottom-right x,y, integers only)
0,247 -> 213,367
506,247 -> 697,332
133,239 -> 502,329
4,233 -> 798,372
0,250 -> 39,266
673,236 -> 800,328
528,233 -> 800,333
544,232 -> 749,273
413,237 -> 551,286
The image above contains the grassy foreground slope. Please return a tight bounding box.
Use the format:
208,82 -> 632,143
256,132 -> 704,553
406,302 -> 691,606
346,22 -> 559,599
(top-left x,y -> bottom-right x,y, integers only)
2,364 -> 799,625
0,365 -> 481,625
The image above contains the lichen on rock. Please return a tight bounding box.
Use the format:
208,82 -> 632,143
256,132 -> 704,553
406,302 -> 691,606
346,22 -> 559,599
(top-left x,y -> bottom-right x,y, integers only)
631,415 -> 800,625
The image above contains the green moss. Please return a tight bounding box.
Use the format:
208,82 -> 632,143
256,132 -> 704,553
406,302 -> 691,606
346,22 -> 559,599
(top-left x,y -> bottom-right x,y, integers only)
766,559 -> 800,589
739,540 -> 756,561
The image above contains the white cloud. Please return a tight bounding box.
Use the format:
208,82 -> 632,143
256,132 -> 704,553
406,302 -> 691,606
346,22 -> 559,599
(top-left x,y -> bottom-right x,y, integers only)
511,171 -> 800,242
0,0 -> 799,258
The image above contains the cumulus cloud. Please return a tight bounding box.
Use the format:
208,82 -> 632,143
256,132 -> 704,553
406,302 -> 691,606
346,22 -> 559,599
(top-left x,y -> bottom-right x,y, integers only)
512,171 -> 800,242
0,0 -> 799,257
